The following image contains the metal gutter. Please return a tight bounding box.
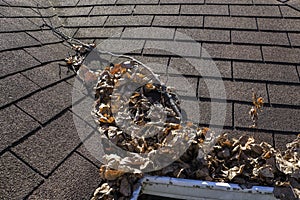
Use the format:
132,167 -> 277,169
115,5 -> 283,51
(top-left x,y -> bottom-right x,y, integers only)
131,176 -> 279,200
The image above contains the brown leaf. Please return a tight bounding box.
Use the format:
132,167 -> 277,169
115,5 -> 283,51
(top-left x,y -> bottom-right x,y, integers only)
99,166 -> 125,181
263,151 -> 272,159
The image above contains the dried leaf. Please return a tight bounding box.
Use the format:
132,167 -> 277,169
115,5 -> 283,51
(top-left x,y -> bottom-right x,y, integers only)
263,151 -> 272,159
99,166 -> 125,181
225,165 -> 245,180
91,183 -> 113,200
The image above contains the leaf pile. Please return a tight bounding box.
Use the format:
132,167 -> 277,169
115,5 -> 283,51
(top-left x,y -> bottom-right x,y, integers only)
89,59 -> 208,173
154,133 -> 299,198
152,133 -> 295,187
85,59 -> 299,199
92,134 -> 299,200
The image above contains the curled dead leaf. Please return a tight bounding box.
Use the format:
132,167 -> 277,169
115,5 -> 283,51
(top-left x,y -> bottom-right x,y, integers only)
225,165 -> 245,180
99,165 -> 125,181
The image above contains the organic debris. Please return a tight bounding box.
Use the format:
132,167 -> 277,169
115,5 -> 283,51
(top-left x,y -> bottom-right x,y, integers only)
249,90 -> 264,128
88,59 -> 206,173
92,134 -> 300,199
276,134 -> 300,180
152,134 -> 277,185
91,173 -> 143,200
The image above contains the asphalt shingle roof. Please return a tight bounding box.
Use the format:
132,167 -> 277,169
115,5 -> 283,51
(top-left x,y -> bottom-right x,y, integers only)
0,0 -> 299,199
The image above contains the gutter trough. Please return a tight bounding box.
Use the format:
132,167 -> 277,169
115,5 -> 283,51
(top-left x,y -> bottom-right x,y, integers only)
131,176 -> 279,200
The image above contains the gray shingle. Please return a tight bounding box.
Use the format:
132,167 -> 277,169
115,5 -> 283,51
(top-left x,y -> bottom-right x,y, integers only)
0,105 -> 39,152
169,57 -> 232,78
0,152 -> 43,200
205,16 -> 257,29
206,0 -> 253,4
153,15 -> 203,27
12,111 -> 81,176
22,62 -> 73,87
3,0 -> 51,7
75,27 -> 123,38
181,5 -> 229,15
16,81 -> 72,123
231,31 -> 289,45
198,101 -> 232,126
233,62 -> 299,83
27,153 -> 101,199
0,50 -> 40,77
27,30 -> 63,44
202,43 -> 262,61
199,79 -> 268,102
175,28 -> 230,42
53,0 -> 79,6
56,7 -> 93,17
178,99 -> 201,123
134,5 -> 180,14
130,55 -> 169,74
280,5 -> 300,17
57,27 -> 78,38
0,6 -> 39,17
63,16 -> 107,27
91,5 -> 134,15
288,33 -> 300,47
33,7 -> 59,18
122,27 -> 175,39
262,46 -> 300,64
98,39 -> 145,54
25,43 -> 72,63
268,84 -> 300,106
105,15 -> 153,26
78,0 -> 116,5
117,0 -> 158,4
252,0 -> 281,4
160,75 -> 198,97
286,0 -> 300,11
76,143 -> 102,167
230,5 -> 281,17
0,73 -> 39,107
160,0 -> 204,3
0,32 -> 39,51
257,18 -> 300,31
144,40 -> 201,57
0,18 -> 41,32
